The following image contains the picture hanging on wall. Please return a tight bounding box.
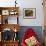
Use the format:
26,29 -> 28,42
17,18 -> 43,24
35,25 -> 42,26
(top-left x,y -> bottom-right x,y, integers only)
23,8 -> 36,19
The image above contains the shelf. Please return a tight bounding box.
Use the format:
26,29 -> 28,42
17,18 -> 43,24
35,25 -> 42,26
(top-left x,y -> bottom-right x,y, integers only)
2,40 -> 19,43
1,15 -> 18,24
0,7 -> 19,24
0,7 -> 19,15
2,41 -> 19,46
0,24 -> 20,32
0,7 -> 20,46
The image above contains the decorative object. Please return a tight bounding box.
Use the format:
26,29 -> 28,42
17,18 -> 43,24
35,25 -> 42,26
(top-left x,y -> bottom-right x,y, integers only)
9,10 -> 15,15
2,28 -> 13,41
15,0 -> 17,7
13,28 -> 18,40
5,18 -> 8,24
23,8 -> 36,19
9,10 -> 18,15
25,36 -> 38,46
2,16 -> 8,24
14,28 -> 17,32
2,10 -> 9,15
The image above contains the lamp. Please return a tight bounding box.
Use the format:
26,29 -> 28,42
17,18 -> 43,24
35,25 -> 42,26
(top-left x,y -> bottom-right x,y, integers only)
14,28 -> 17,32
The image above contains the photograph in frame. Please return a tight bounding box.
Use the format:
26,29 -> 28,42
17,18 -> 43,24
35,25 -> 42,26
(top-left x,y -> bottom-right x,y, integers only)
23,8 -> 36,19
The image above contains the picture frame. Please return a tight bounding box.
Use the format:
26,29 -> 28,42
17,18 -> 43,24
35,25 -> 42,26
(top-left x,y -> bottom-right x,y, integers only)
2,10 -> 9,15
9,10 -> 15,15
9,10 -> 17,15
23,8 -> 36,19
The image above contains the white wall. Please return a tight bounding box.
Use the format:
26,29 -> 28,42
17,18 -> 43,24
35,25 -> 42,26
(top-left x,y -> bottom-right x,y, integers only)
0,0 -> 15,7
0,0 -> 44,26
18,0 -> 44,26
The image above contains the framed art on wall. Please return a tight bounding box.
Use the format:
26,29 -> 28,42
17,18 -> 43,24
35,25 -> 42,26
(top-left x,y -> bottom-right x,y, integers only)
23,8 -> 36,19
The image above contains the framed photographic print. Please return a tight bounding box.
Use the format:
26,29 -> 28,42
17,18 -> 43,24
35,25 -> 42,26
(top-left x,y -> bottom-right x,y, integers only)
23,8 -> 36,19
9,9 -> 17,15
2,10 -> 9,15
9,10 -> 15,15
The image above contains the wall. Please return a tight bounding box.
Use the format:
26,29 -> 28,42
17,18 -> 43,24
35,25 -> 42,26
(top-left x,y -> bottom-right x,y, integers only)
0,0 -> 44,26
18,0 -> 44,26
0,0 -> 44,44
0,0 -> 15,7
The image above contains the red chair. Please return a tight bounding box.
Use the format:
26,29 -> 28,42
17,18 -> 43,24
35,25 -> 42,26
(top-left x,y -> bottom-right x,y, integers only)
21,28 -> 41,46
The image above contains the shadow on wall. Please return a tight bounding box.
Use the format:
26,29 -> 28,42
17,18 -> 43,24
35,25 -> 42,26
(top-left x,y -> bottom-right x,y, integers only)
18,26 -> 44,44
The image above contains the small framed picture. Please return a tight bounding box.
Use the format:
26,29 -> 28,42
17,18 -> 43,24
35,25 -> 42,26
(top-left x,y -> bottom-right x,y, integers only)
9,10 -> 17,15
2,10 -> 9,15
23,8 -> 36,19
